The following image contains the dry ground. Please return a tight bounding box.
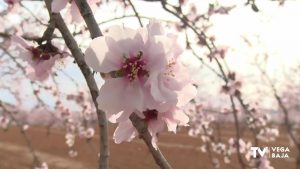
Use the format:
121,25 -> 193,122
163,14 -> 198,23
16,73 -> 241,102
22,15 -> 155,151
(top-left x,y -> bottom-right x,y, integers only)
0,124 -> 297,169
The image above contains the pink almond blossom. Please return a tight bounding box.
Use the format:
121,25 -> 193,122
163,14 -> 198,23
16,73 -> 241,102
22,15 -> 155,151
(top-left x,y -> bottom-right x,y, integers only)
113,108 -> 189,149
4,0 -> 19,7
11,36 -> 67,81
85,20 -> 196,122
228,138 -> 251,154
3,0 -> 19,12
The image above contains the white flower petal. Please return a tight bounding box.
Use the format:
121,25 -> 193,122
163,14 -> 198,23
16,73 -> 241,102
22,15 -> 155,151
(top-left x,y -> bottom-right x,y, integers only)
172,109 -> 189,126
113,120 -> 137,144
85,37 -> 121,73
51,0 -> 68,13
97,79 -> 128,115
147,20 -> 164,36
124,81 -> 144,112
107,25 -> 137,41
148,72 -> 166,102
177,84 -> 197,107
164,118 -> 177,133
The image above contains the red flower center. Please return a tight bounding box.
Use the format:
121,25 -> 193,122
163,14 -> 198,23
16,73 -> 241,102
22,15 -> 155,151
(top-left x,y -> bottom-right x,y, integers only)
27,47 -> 52,61
5,0 -> 15,5
122,51 -> 148,81
143,109 -> 158,123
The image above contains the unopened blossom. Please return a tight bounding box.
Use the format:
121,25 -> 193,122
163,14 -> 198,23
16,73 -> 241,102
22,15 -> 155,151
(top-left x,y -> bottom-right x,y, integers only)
0,116 -> 10,129
221,72 -> 242,96
34,162 -> 48,169
200,145 -> 207,152
51,0 -> 99,23
212,158 -> 220,168
68,150 -> 78,158
11,36 -> 67,81
65,133 -> 75,147
224,156 -> 231,164
79,127 -> 95,139
22,124 -> 29,131
85,20 -> 196,122
113,108 -> 189,149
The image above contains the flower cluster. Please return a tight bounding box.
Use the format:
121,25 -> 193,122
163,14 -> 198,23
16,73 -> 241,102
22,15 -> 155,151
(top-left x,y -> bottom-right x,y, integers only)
188,104 -> 215,137
228,138 -> 253,161
11,36 -> 67,81
84,21 -> 197,148
221,72 -> 242,96
257,127 -> 279,142
53,90 -> 96,157
246,105 -> 270,129
4,0 -> 19,10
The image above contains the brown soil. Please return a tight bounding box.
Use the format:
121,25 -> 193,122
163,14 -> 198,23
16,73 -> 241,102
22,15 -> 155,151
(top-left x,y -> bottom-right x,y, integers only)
0,125 -> 297,169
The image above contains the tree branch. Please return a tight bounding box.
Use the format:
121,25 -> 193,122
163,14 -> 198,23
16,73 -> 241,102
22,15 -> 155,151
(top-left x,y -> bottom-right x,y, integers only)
127,0 -> 143,27
73,0 -> 102,38
129,114 -> 172,169
43,1 -> 109,169
73,0 -> 173,168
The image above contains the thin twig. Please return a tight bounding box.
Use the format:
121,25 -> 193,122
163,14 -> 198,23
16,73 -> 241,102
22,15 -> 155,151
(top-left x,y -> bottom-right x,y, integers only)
72,1 -> 174,168
44,1 -> 109,169
0,101 -> 41,167
129,113 -> 172,169
127,0 -> 143,27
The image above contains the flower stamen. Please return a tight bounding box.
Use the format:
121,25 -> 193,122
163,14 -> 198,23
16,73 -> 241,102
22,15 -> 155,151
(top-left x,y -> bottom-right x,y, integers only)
164,58 -> 176,78
122,51 -> 148,81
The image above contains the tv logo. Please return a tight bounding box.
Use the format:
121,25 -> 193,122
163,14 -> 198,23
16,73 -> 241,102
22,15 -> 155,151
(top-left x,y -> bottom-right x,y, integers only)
250,146 -> 290,159
250,147 -> 269,158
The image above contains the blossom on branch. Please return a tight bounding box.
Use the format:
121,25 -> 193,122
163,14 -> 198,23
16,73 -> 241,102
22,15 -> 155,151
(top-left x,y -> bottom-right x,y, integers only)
4,0 -> 19,7
3,0 -> 19,12
11,36 -> 67,81
84,20 -> 196,147
113,108 -> 189,148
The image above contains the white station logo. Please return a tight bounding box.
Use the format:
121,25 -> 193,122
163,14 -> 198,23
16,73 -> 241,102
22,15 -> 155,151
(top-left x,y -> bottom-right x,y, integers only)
250,147 -> 290,159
